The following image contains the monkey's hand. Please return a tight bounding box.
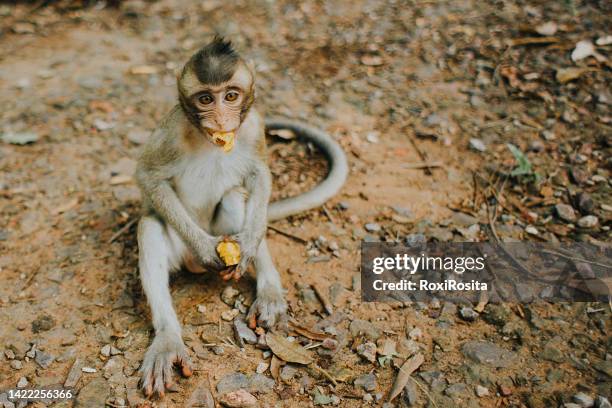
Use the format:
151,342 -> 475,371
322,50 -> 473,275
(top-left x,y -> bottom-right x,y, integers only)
139,332 -> 193,398
192,234 -> 225,270
221,232 -> 258,281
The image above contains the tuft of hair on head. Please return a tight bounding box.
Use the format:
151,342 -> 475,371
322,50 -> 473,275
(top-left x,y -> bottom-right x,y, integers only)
187,36 -> 241,85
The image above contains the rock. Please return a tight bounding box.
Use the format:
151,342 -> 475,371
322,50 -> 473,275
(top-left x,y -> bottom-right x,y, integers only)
16,377 -> 27,388
407,327 -> 423,341
75,378 -> 109,407
216,373 -> 274,395
555,203 -> 577,222
573,393 -> 595,407
280,365 -> 297,382
571,167 -> 589,185
475,385 -> 489,397
445,383 -> 469,399
221,286 -> 240,306
35,350 -> 54,369
217,373 -> 250,395
593,360 -> 612,377
247,373 -> 275,394
577,215 -> 598,228
349,319 -> 381,341
0,392 -> 16,408
354,373 -> 377,392
93,119 -> 115,131
127,128 -> 149,145
220,389 -> 257,408
575,192 -> 595,214
356,342 -> 377,363
364,223 -> 381,233
233,319 -> 257,346
1,131 -> 39,145
405,233 -> 426,246
10,360 -> 22,370
32,314 -> 56,333
82,367 -> 97,373
482,304 -> 510,327
541,341 -> 564,363
469,138 -> 486,152
459,307 -> 479,321
461,341 -> 517,368
428,227 -> 453,242
221,309 -> 240,321
100,345 -> 111,357
595,396 -> 612,408
186,380 -> 215,408
64,359 -> 83,388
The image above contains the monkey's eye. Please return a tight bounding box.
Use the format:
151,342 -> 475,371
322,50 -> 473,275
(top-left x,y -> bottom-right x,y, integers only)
198,94 -> 214,105
225,91 -> 239,102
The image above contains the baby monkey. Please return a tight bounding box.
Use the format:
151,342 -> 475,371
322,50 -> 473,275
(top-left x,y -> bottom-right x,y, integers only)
135,37 -> 347,397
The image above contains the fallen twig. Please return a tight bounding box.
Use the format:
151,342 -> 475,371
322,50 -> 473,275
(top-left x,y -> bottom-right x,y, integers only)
401,161 -> 444,170
267,225 -> 308,244
108,217 -> 138,244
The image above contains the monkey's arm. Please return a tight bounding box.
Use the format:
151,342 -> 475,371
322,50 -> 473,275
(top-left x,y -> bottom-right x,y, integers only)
231,162 -> 272,274
135,132 -> 222,267
265,119 -> 349,221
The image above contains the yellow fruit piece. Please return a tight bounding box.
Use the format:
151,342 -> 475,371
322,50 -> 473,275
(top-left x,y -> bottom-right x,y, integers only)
217,240 -> 241,266
212,131 -> 235,152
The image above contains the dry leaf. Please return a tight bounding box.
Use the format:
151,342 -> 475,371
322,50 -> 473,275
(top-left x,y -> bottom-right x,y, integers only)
556,67 -> 591,84
52,198 -> 79,215
388,353 -> 424,402
289,321 -> 332,341
270,355 -> 282,382
110,174 -> 133,185
130,65 -> 158,75
266,332 -> 313,365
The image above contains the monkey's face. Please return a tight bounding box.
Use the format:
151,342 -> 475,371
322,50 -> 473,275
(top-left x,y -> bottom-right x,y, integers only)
179,62 -> 255,148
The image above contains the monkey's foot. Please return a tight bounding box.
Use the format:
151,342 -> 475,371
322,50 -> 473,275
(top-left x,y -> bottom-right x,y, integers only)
139,333 -> 193,398
247,288 -> 287,329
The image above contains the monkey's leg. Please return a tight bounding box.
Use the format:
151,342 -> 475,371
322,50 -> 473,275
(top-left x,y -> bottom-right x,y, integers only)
210,187 -> 247,236
247,239 -> 287,328
137,216 -> 193,397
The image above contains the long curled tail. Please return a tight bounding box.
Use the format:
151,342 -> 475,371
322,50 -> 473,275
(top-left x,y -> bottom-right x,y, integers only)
265,119 -> 349,222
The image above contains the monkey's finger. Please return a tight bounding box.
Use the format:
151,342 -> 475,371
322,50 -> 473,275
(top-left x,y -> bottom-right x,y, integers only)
178,356 -> 193,377
165,381 -> 178,392
143,382 -> 153,398
220,267 -> 236,281
248,312 -> 257,329
232,267 -> 242,281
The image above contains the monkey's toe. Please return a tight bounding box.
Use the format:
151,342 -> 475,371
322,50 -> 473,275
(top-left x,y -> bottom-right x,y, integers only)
247,289 -> 287,329
139,334 -> 192,398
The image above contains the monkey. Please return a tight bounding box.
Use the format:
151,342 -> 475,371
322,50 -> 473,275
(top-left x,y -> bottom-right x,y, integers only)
134,37 -> 348,397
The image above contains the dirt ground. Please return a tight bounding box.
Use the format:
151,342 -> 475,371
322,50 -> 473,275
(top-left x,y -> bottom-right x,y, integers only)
0,0 -> 610,407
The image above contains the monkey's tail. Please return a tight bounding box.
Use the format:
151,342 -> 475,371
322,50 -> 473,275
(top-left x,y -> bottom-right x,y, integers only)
265,119 -> 349,222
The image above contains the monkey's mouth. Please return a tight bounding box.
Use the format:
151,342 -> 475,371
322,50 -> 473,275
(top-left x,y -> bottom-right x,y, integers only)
210,131 -> 236,153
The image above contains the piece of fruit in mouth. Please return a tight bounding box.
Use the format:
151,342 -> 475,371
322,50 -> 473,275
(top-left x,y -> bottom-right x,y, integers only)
216,239 -> 241,266
211,131 -> 235,152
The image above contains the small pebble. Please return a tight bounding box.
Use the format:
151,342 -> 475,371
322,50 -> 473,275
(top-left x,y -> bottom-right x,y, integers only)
572,392 -> 594,408
459,307 -> 479,322
364,223 -> 381,232
10,360 -> 23,370
221,309 -> 240,321
17,377 -> 28,388
82,367 -> 97,373
475,385 -> 489,397
577,215 -> 598,229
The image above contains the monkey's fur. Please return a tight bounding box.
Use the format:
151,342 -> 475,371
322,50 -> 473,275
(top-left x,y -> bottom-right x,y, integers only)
134,37 -> 348,397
